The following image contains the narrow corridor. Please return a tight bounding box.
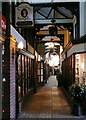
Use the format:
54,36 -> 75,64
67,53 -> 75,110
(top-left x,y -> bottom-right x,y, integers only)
18,76 -> 85,119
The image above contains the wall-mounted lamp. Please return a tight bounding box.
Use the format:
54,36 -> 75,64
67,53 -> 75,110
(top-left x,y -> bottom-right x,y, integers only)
18,41 -> 24,49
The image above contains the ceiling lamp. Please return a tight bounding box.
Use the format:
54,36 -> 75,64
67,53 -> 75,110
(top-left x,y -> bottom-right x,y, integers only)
49,26 -> 57,35
48,42 -> 54,48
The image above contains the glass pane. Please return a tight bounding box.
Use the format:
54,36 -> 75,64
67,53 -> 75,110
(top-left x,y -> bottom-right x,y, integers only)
25,56 -> 27,92
38,76 -> 40,82
41,76 -> 43,82
38,62 -> 40,68
41,63 -> 43,68
41,69 -> 43,75
18,54 -> 21,101
22,55 -> 24,96
38,69 -> 40,75
25,57 -> 27,78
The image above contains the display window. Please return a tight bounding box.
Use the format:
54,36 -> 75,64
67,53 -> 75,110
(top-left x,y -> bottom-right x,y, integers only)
22,55 -> 24,96
25,56 -> 28,93
28,58 -> 29,89
17,53 -> 34,101
37,62 -> 44,83
75,53 -> 86,85
29,58 -> 31,87
18,54 -> 21,101
31,59 -> 33,87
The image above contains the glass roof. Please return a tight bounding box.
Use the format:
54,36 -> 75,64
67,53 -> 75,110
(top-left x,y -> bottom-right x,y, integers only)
1,0 -> 80,3
26,0 -> 80,4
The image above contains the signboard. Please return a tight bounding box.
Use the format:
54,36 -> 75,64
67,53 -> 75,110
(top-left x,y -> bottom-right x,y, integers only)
15,3 -> 34,27
0,14 -> 6,31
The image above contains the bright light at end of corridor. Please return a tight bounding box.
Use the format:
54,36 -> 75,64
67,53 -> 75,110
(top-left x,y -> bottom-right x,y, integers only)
49,55 -> 59,67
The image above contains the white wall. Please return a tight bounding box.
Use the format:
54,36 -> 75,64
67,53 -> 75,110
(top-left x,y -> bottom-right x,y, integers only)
10,25 -> 26,49
67,43 -> 86,58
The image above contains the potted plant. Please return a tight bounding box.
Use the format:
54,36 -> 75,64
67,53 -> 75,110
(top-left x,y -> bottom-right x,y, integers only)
69,83 -> 83,116
81,85 -> 86,115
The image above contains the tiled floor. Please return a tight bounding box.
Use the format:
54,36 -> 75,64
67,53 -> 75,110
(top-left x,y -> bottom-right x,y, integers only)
18,76 -> 85,119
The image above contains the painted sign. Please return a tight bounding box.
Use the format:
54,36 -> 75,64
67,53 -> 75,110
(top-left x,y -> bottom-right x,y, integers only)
15,3 -> 34,27
0,14 -> 6,31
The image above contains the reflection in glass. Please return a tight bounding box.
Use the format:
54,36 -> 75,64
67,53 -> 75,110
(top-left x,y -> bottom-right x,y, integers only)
41,76 -> 43,82
41,63 -> 43,68
38,69 -> 40,75
38,62 -> 40,68
41,69 -> 43,75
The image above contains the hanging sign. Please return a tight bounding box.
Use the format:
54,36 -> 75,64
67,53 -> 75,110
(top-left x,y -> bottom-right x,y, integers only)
15,3 -> 34,27
0,14 -> 6,31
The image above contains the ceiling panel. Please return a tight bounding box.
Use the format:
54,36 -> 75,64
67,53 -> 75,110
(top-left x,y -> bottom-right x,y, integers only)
29,0 -> 51,4
28,0 -> 79,4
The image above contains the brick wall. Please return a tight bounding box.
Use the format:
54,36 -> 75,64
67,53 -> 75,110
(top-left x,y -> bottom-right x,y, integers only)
10,37 -> 16,118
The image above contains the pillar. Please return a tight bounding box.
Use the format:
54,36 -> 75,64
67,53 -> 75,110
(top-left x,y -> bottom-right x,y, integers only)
0,2 -> 2,120
80,2 -> 86,36
2,2 -> 10,118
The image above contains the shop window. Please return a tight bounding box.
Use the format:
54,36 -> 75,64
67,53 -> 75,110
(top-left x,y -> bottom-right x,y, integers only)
38,69 -> 40,75
22,55 -> 24,96
75,53 -> 86,85
31,59 -> 33,87
37,62 -> 44,83
38,62 -> 40,68
29,58 -> 32,88
37,62 -> 40,82
18,54 -> 21,101
25,56 -> 28,92
28,58 -> 29,89
41,69 -> 43,75
41,76 -> 43,82
41,62 -> 43,68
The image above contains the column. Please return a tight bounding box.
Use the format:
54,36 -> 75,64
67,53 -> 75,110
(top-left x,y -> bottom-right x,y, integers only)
2,2 -> 10,118
0,2 -> 2,120
80,2 -> 86,36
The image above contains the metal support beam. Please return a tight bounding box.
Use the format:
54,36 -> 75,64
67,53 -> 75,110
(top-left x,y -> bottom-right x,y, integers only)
47,8 -> 53,18
35,18 -> 75,24
37,11 -> 48,19
55,7 -> 69,18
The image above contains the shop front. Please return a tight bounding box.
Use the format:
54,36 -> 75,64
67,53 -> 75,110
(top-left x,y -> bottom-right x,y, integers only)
75,53 -> 86,85
63,42 -> 86,115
